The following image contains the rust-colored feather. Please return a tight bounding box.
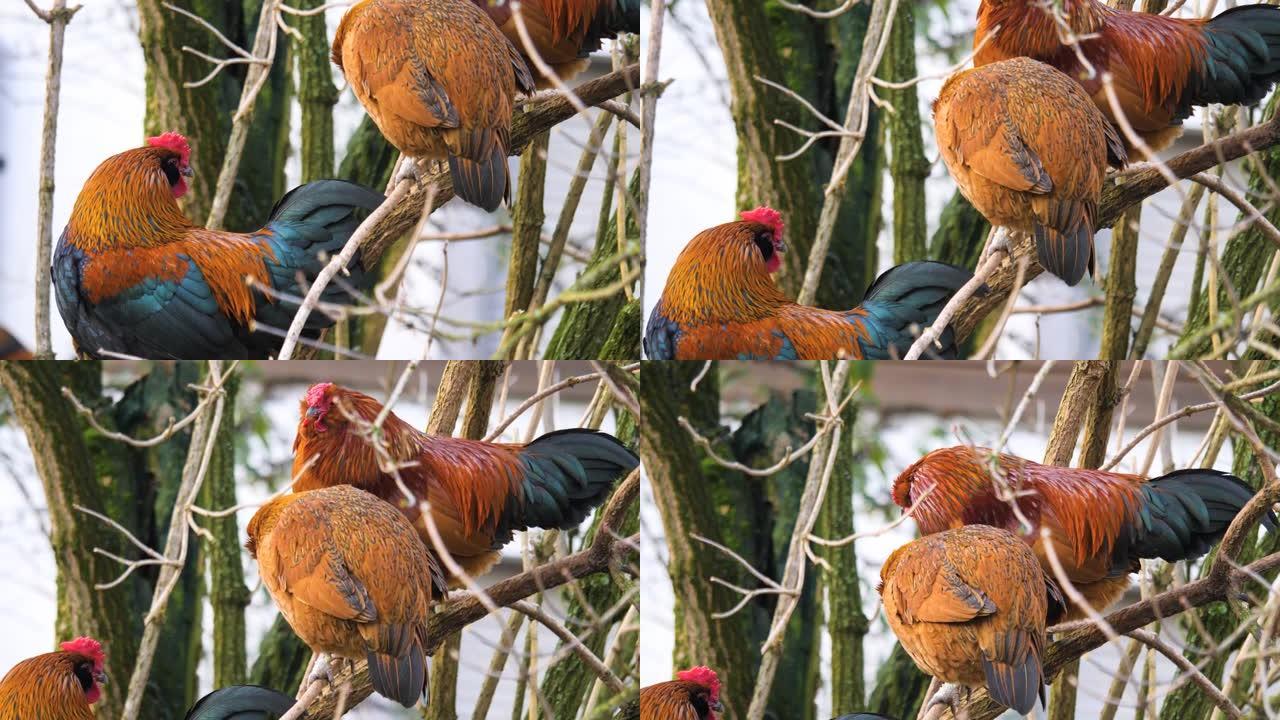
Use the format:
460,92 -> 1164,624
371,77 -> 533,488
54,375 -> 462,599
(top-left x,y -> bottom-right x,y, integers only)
0,648 -> 102,720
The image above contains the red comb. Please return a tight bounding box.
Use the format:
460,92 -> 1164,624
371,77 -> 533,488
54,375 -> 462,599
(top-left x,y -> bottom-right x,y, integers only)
146,131 -> 191,164
676,666 -> 721,700
305,382 -> 334,407
60,637 -> 105,667
739,206 -> 784,238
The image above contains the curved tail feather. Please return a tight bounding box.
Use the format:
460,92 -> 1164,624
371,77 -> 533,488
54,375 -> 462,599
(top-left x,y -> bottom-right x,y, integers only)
184,685 -> 295,720
367,641 -> 429,709
1114,469 -> 1276,568
855,261 -> 983,359
1181,5 -> 1280,117
496,429 -> 638,542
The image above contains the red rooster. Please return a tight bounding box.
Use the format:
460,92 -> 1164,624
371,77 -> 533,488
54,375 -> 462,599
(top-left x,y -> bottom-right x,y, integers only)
51,132 -> 383,359
974,0 -> 1280,151
892,446 -> 1273,620
291,382 -> 637,584
644,207 -> 981,359
639,666 -> 724,720
472,0 -> 640,86
0,637 -> 107,720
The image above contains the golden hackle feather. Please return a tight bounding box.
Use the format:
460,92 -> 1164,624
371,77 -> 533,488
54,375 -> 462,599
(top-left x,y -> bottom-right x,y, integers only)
638,680 -> 716,720
0,652 -> 97,720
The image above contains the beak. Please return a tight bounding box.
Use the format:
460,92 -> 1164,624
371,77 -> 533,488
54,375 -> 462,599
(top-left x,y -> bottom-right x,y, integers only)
306,406 -> 319,420
710,700 -> 724,713
775,239 -> 787,254
180,165 -> 194,178
94,670 -> 108,686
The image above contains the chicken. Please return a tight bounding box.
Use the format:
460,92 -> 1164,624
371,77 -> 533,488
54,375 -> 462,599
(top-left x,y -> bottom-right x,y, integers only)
639,666 -> 724,720
933,58 -> 1127,287
878,525 -> 1064,715
472,0 -> 640,87
644,207 -> 981,359
0,637 -> 107,720
333,0 -> 536,211
975,0 -> 1280,152
247,485 -> 446,708
0,327 -> 32,360
892,445 -> 1274,621
291,382 -> 637,585
51,132 -> 384,359
184,685 -> 295,719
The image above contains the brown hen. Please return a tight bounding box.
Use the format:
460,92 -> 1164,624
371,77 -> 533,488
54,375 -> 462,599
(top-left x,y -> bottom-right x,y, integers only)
933,57 -> 1127,286
333,0 -> 535,211
878,525 -> 1063,715
472,0 -> 639,87
0,637 -> 107,720
247,485 -> 446,709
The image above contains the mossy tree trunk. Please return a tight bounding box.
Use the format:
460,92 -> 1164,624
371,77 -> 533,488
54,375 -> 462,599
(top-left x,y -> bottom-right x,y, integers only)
137,0 -> 291,232
882,0 -> 928,264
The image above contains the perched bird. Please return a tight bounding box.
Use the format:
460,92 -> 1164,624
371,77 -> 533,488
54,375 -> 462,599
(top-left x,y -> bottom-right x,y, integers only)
291,382 -> 637,584
52,132 -> 384,359
184,685 -> 295,719
975,0 -> 1280,152
892,446 -> 1274,620
933,58 -> 1127,286
644,207 -> 980,359
878,525 -> 1063,715
831,715 -> 898,720
0,637 -> 107,720
638,666 -> 724,720
247,485 -> 445,708
333,0 -> 536,211
472,0 -> 640,86
0,327 -> 32,360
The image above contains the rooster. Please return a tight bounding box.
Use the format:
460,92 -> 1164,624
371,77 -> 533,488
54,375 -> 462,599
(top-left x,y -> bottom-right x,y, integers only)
934,58 -> 1127,286
247,485 -> 446,709
333,0 -> 536,211
638,666 -> 724,720
51,132 -> 384,359
184,685 -> 296,719
975,0 -> 1280,152
879,525 -> 1064,716
644,207 -> 980,359
892,445 -> 1273,621
0,637 -> 107,720
473,0 -> 640,86
291,382 -> 637,584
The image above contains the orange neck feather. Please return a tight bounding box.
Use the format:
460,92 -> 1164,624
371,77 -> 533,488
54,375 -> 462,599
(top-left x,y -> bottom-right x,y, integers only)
0,653 -> 95,720
67,148 -> 193,252
659,221 -> 791,325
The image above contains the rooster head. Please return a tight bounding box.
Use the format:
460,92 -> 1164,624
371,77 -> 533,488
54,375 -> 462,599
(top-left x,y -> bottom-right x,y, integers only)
60,636 -> 107,704
301,382 -> 338,433
739,206 -> 786,273
145,131 -> 193,199
676,666 -> 724,718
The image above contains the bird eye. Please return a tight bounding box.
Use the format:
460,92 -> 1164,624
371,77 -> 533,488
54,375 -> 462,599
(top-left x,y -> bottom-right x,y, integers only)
73,661 -> 94,692
161,157 -> 181,187
751,231 -> 775,262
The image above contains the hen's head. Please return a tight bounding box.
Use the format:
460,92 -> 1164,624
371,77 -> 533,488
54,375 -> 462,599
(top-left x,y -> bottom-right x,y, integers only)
60,637 -> 107,705
301,382 -> 339,433
145,132 -> 194,199
676,666 -> 724,719
738,206 -> 786,273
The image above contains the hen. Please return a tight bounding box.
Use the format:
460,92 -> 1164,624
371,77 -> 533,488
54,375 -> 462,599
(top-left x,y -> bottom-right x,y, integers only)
0,637 -> 107,720
473,0 -> 640,86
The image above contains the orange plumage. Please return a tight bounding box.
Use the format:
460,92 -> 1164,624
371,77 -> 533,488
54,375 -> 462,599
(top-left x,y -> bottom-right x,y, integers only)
246,485 -> 444,708
0,637 -> 107,720
934,58 -> 1127,286
471,0 -> 640,87
892,445 -> 1269,621
878,525 -> 1061,715
0,327 -> 32,360
332,0 -> 535,211
644,207 -> 978,359
639,666 -> 723,720
974,0 -> 1280,152
290,382 -> 637,585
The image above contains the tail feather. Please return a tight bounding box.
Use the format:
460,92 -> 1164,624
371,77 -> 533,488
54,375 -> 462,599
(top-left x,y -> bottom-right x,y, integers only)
367,642 -> 429,709
1182,5 -> 1280,116
184,685 -> 295,720
585,0 -> 640,44
980,630 -> 1043,715
856,261 -> 984,359
1122,469 -> 1276,565
448,134 -> 510,212
497,429 -> 638,541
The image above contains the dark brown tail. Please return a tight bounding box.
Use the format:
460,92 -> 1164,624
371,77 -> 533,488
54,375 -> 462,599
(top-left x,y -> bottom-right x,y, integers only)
367,639 -> 429,708
448,128 -> 510,212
